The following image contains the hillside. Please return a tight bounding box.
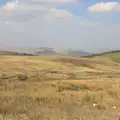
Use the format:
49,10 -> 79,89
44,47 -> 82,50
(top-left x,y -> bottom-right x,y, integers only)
35,50 -> 59,56
85,50 -> 120,65
67,50 -> 91,57
0,47 -> 93,57
0,51 -> 35,56
0,50 -> 120,80
0,51 -> 120,120
85,50 -> 120,58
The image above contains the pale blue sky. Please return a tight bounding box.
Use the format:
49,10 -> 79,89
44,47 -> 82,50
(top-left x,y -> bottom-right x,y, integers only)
0,0 -> 120,52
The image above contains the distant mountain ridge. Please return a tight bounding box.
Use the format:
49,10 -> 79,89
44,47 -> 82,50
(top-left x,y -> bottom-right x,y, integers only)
84,50 -> 120,58
0,50 -> 92,57
67,50 -> 91,57
1,47 -> 119,57
0,51 -> 35,56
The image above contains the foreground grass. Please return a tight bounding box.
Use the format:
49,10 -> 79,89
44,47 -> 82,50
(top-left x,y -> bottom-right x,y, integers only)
0,78 -> 120,120
0,55 -> 120,119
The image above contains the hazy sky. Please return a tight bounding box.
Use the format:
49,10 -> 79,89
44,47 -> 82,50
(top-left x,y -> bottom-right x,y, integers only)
0,0 -> 120,51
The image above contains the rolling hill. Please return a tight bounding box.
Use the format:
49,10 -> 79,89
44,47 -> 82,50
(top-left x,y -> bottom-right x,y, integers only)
0,51 -> 35,56
0,50 -> 120,120
0,47 -> 93,57
0,50 -> 120,79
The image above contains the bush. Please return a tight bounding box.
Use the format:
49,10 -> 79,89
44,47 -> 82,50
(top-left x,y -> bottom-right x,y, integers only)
14,74 -> 28,81
0,74 -> 8,79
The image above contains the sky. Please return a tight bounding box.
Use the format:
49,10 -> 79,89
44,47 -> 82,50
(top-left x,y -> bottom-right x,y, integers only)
0,0 -> 120,52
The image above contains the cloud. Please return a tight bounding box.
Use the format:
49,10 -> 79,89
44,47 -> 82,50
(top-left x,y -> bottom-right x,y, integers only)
2,1 -> 19,10
4,0 -> 79,6
16,0 -> 79,4
44,8 -> 73,23
4,20 -> 16,24
1,0 -> 96,26
1,0 -> 119,52
88,2 -> 120,12
2,0 -> 79,12
47,8 -> 73,18
2,0 -> 50,10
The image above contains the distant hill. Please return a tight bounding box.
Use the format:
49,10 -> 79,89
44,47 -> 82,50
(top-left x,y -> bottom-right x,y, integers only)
0,51 -> 35,56
84,50 -> 120,64
35,50 -> 59,56
67,50 -> 92,57
0,47 -> 93,57
34,48 -> 92,57
85,50 -> 120,58
34,50 -> 92,57
1,48 -> 120,59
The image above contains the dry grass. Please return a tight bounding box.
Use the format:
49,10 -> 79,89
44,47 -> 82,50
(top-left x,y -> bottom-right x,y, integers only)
0,78 -> 120,120
0,55 -> 118,80
0,55 -> 120,119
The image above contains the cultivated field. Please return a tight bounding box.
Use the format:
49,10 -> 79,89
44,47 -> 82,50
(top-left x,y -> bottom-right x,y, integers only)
0,52 -> 120,120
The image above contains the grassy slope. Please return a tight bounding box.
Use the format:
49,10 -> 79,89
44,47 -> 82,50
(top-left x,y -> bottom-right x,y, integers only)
86,50 -> 120,65
0,52 -> 120,119
0,55 -> 107,79
0,51 -> 120,79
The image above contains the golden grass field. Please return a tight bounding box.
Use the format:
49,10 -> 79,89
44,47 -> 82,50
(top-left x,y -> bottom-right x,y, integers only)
0,53 -> 120,120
